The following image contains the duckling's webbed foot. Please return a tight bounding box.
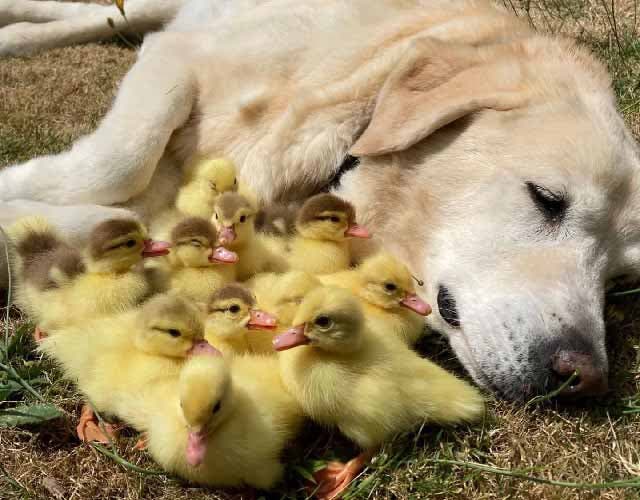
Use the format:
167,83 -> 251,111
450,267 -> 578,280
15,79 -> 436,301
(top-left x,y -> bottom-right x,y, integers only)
133,433 -> 148,451
33,326 -> 47,343
312,450 -> 373,500
76,404 -> 119,444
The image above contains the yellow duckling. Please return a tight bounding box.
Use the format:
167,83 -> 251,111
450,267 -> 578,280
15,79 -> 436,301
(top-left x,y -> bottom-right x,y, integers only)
212,192 -> 280,280
162,217 -> 238,303
204,283 -> 277,355
319,252 -> 431,345
247,271 -> 321,354
139,347 -> 304,489
39,293 -> 208,443
278,193 -> 370,274
8,216 -> 84,323
274,287 -> 484,499
9,216 -> 170,336
175,157 -> 238,218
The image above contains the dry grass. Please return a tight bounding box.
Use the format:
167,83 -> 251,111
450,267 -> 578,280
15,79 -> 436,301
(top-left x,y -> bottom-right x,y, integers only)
0,43 -> 135,165
1,1 -> 640,499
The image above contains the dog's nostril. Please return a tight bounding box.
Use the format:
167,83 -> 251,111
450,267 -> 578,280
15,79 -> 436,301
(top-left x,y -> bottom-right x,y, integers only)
553,370 -> 582,391
437,285 -> 460,328
551,350 -> 608,397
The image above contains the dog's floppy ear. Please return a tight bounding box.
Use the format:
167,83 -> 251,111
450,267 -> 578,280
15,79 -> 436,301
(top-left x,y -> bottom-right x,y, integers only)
350,38 -> 528,156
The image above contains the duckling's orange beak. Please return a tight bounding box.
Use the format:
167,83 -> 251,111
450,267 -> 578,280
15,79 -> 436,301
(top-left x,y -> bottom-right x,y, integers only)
273,324 -> 310,351
142,239 -> 171,258
344,223 -> 370,239
400,293 -> 432,316
248,309 -> 277,330
186,430 -> 208,466
209,246 -> 238,264
187,340 -> 222,357
218,226 -> 236,245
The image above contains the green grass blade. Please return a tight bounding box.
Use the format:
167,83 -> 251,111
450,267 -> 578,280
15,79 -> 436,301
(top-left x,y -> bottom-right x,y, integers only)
525,370 -> 579,407
90,443 -> 166,476
429,458 -> 640,489
0,225 -> 12,357
0,362 -> 46,402
0,403 -> 62,427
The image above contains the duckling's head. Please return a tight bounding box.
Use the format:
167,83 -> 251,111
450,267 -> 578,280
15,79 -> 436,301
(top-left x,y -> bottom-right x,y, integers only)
8,215 -> 60,263
8,216 -> 86,290
206,284 -> 277,338
170,217 -> 238,268
193,158 -> 238,195
176,158 -> 238,216
270,271 -> 322,327
295,194 -> 370,242
86,218 -> 171,273
255,203 -> 298,236
212,193 -> 256,248
358,253 -> 432,316
179,353 -> 232,466
31,246 -> 86,290
273,286 -> 364,353
135,293 -> 205,358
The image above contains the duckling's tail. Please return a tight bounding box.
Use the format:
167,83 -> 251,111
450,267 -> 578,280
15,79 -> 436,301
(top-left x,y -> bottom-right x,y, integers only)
7,216 -> 62,264
410,361 -> 486,425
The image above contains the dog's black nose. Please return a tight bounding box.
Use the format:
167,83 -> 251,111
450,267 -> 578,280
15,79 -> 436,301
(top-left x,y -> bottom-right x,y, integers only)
551,350 -> 608,397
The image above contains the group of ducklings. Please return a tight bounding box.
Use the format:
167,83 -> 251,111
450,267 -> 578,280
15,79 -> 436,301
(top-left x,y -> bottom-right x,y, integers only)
7,158 -> 484,499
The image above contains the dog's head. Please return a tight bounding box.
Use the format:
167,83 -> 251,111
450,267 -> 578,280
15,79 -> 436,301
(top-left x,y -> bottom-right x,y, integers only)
338,36 -> 640,400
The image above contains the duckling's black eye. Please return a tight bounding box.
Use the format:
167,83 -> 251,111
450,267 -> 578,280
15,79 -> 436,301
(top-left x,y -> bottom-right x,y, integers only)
526,182 -> 568,223
239,215 -> 247,223
125,239 -> 136,248
212,401 -> 221,414
314,315 -> 332,328
233,178 -> 237,185
167,329 -> 181,338
384,282 -> 397,292
330,216 -> 340,223
209,181 -> 217,191
190,239 -> 203,247
229,304 -> 241,314
215,213 -> 219,220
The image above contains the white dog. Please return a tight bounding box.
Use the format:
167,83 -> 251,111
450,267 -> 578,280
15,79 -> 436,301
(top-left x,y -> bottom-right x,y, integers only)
1,0 -> 639,400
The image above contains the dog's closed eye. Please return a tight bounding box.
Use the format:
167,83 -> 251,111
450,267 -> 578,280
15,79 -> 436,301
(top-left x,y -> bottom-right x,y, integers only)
526,182 -> 568,224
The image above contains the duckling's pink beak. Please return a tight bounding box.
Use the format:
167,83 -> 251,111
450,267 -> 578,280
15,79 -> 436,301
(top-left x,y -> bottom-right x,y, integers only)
187,340 -> 222,357
400,293 -> 432,316
344,223 -> 370,239
209,246 -> 238,264
186,431 -> 207,466
142,239 -> 171,258
218,226 -> 236,245
248,309 -> 277,330
273,324 -> 310,351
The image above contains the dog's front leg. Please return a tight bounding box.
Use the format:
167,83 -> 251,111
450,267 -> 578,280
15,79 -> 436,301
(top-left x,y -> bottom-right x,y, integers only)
0,32 -> 197,206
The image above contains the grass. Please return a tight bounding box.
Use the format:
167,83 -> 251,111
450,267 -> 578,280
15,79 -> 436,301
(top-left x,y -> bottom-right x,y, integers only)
1,1 -> 640,499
